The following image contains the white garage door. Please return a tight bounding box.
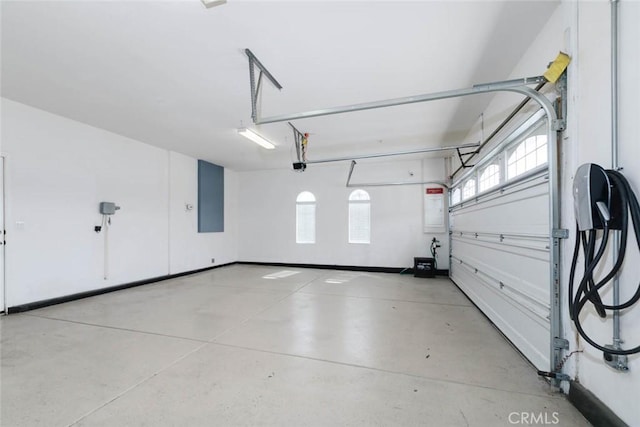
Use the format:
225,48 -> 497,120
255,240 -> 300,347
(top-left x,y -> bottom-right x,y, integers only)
449,111 -> 553,370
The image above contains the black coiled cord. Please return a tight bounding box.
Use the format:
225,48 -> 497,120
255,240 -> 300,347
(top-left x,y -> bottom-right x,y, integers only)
569,170 -> 640,355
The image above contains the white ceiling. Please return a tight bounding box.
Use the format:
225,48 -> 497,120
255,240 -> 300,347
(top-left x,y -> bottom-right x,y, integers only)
1,0 -> 559,171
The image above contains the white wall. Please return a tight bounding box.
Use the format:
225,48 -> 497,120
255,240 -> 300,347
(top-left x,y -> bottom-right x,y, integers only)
452,2 -> 639,425
169,151 -> 238,274
238,157 -> 448,270
1,99 -> 238,307
560,1 -> 639,425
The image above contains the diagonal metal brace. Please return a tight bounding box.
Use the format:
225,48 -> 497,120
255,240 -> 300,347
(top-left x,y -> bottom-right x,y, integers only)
245,49 -> 283,123
456,147 -> 477,169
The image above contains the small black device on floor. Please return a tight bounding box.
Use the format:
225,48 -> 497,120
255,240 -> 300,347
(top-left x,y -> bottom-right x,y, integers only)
414,257 -> 435,278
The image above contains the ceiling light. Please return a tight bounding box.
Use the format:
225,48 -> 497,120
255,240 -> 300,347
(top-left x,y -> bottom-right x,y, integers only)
201,0 -> 226,9
237,128 -> 275,150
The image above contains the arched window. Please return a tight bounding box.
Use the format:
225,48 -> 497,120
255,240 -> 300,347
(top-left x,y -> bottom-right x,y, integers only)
462,179 -> 476,200
451,188 -> 461,205
507,134 -> 548,179
479,163 -> 500,192
348,189 -> 370,244
296,191 -> 316,244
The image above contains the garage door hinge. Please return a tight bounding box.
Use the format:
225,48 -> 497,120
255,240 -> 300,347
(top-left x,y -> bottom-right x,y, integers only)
552,119 -> 566,131
554,337 -> 569,350
552,228 -> 569,239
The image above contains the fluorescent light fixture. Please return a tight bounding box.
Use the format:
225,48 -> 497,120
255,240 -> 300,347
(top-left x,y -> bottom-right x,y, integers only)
237,128 -> 275,150
201,0 -> 226,9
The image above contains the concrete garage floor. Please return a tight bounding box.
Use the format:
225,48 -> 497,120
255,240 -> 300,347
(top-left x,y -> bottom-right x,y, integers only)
1,265 -> 588,426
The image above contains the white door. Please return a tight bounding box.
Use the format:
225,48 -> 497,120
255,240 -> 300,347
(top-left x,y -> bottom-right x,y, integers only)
0,157 -> 4,313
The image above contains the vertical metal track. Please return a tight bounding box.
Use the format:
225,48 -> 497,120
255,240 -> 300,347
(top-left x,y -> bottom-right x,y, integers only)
548,93 -> 564,387
610,0 -> 624,360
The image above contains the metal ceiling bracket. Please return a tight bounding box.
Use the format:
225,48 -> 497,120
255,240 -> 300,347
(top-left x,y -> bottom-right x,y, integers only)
554,337 -> 570,350
288,122 -> 305,163
552,119 -> 566,132
245,49 -> 283,123
552,228 -> 569,239
456,147 -> 477,169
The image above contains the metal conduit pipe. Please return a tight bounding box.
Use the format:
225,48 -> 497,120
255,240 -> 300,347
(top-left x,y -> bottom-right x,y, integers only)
610,0 -> 623,355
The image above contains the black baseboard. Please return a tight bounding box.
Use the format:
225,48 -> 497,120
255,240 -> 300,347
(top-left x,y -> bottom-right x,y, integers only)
7,262 -> 449,314
238,261 -> 449,277
568,380 -> 628,427
7,262 -> 235,314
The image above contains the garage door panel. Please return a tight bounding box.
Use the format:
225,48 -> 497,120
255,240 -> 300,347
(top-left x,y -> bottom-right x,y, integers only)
451,239 -> 549,306
450,169 -> 550,371
451,263 -> 550,370
451,178 -> 548,235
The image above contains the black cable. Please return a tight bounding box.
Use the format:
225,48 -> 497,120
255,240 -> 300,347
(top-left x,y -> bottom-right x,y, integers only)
568,168 -> 640,355
573,224 -> 609,321
430,238 -> 439,270
568,225 -> 581,321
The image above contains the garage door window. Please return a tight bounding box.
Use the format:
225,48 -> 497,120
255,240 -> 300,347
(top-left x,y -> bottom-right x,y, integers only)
479,163 -> 501,192
462,179 -> 476,200
507,135 -> 547,180
451,188 -> 461,205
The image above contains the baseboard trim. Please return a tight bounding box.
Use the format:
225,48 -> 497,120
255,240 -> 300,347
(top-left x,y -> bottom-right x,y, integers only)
7,261 -> 449,314
237,261 -> 449,277
568,380 -> 628,427
7,262 -> 236,314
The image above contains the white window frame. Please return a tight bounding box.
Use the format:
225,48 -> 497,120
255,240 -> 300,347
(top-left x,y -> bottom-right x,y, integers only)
449,113 -> 548,209
348,189 -> 371,244
478,163 -> 501,193
296,191 -> 316,244
462,179 -> 476,200
451,188 -> 461,205
506,134 -> 548,180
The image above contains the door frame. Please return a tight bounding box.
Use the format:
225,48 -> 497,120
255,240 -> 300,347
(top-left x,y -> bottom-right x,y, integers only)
1,155 -> 5,314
